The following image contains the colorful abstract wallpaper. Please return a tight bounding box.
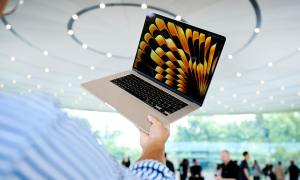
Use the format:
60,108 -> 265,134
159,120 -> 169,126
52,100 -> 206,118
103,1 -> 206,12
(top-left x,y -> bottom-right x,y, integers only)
133,14 -> 226,105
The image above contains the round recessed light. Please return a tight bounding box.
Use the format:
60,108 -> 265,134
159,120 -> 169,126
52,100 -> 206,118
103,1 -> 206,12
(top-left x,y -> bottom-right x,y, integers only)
82,92 -> 87,96
297,91 -> 300,96
260,80 -> 265,85
268,62 -> 273,67
90,66 -> 95,71
242,98 -> 247,103
68,82 -> 72,87
224,105 -> 229,109
72,14 -> 78,20
28,89 -> 32,93
217,100 -> 222,105
12,80 -> 17,84
280,86 -> 285,91
43,50 -> 48,56
37,84 -> 41,89
256,90 -> 260,95
298,47 -> 300,51
175,15 -> 182,21
259,106 -> 263,111
106,52 -> 112,58
141,3 -> 147,9
99,2 -> 106,9
219,87 -> 225,92
227,54 -> 233,59
68,30 -> 74,35
27,74 -> 31,79
0,84 -> 4,88
10,56 -> 16,61
82,44 -> 88,49
54,92 -> 58,97
232,93 -> 237,98
6,24 -> 12,30
77,75 -> 83,80
251,103 -> 256,107
236,72 -> 242,77
44,68 -> 50,73
254,28 -> 260,33
269,95 -> 274,100
19,0 -> 24,5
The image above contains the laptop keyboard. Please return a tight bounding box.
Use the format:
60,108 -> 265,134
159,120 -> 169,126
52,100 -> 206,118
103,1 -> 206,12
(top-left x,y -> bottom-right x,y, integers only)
111,74 -> 188,116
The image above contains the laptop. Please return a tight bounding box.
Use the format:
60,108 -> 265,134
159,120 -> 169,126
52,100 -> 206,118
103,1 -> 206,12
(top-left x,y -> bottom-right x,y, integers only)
82,13 -> 226,132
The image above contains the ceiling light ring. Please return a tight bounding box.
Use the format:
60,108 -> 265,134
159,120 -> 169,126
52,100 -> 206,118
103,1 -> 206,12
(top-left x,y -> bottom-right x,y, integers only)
67,2 -> 187,60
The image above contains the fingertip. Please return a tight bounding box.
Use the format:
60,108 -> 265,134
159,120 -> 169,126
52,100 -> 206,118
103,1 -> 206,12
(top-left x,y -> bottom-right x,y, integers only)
147,115 -> 158,124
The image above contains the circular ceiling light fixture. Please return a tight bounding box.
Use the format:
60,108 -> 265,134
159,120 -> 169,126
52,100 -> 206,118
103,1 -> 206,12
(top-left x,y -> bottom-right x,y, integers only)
67,2 -> 188,59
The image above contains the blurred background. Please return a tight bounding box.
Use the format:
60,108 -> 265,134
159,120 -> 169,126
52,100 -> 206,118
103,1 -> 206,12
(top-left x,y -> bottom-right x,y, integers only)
1,0 -> 300,179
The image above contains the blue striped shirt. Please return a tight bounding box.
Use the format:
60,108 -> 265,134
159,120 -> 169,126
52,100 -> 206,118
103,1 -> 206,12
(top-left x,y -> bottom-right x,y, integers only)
0,93 -> 174,180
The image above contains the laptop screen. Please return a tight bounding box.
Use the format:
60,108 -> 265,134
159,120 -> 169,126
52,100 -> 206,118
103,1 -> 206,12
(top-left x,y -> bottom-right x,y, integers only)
133,13 -> 226,106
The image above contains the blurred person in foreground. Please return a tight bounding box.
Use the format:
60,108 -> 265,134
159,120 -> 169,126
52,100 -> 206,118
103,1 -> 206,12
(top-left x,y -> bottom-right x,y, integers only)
252,160 -> 261,180
189,159 -> 203,180
274,161 -> 285,180
216,150 -> 239,180
0,93 -> 174,179
239,151 -> 251,180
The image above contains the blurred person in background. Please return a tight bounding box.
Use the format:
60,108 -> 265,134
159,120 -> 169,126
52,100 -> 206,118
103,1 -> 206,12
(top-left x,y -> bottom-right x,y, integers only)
165,153 -> 175,174
266,164 -> 276,180
121,156 -> 131,168
239,151 -> 251,180
275,161 -> 285,180
216,150 -> 239,180
189,159 -> 203,180
252,160 -> 261,180
179,158 -> 189,180
288,161 -> 300,180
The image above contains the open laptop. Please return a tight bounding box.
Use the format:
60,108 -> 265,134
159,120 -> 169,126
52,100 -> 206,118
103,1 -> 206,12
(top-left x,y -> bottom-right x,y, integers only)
82,13 -> 226,132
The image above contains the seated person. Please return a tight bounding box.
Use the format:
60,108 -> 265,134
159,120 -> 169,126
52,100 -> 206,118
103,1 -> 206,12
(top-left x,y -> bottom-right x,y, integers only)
0,93 -> 174,179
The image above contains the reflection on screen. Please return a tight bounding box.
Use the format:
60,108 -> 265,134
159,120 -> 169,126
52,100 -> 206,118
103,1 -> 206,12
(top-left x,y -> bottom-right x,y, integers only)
133,13 -> 225,105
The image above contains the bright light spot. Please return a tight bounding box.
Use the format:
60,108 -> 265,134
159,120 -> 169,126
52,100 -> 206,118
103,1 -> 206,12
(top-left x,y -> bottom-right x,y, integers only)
256,90 -> 260,95
251,103 -> 256,107
82,44 -> 88,49
141,3 -> 147,9
68,30 -> 74,35
6,24 -> 12,30
217,100 -> 222,105
280,100 -> 285,104
12,80 -> 17,84
44,68 -> 50,73
219,87 -> 225,92
68,83 -> 72,87
269,96 -> 274,100
82,92 -> 87,96
54,93 -> 58,97
298,47 -> 300,51
77,75 -> 83,80
43,50 -> 48,56
60,89 -> 64,94
224,105 -> 229,109
242,98 -> 247,103
232,94 -> 237,98
72,14 -> 78,20
236,72 -> 242,77
28,89 -> 32,93
37,84 -> 41,89
227,54 -> 233,59
297,91 -> 300,96
290,104 -> 295,108
254,28 -> 260,33
19,0 -> 24,5
260,80 -> 265,85
175,15 -> 182,21
280,86 -> 285,91
90,66 -> 95,71
268,62 -> 273,67
99,2 -> 106,9
106,52 -> 112,58
0,84 -> 4,88
259,106 -> 263,111
10,56 -> 16,61
27,74 -> 31,79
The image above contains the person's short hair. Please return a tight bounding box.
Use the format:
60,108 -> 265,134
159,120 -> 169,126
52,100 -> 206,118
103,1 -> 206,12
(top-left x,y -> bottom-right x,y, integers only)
243,151 -> 248,156
192,158 -> 196,163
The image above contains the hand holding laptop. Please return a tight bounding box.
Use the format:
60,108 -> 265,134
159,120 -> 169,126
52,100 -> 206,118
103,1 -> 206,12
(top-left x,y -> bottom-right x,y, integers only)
138,115 -> 170,164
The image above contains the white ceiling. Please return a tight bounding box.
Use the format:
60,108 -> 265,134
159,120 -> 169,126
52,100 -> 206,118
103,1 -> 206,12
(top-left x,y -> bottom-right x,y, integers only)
0,0 -> 300,114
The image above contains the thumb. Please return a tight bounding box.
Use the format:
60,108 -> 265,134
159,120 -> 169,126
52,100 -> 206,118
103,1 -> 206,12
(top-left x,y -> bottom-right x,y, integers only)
147,115 -> 160,124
